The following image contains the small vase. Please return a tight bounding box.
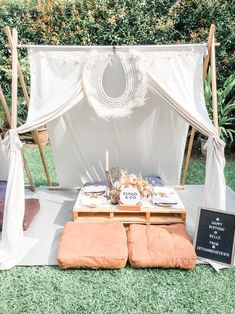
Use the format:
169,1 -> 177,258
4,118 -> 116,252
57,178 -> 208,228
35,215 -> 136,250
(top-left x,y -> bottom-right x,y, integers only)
110,191 -> 119,205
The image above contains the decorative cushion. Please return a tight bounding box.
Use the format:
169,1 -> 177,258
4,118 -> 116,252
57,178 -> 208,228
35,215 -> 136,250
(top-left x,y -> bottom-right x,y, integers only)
144,176 -> 164,187
0,198 -> 40,231
57,221 -> 128,269
128,224 -> 196,269
0,180 -> 7,202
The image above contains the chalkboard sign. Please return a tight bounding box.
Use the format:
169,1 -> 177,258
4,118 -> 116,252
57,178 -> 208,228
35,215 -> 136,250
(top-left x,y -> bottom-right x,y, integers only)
194,208 -> 235,266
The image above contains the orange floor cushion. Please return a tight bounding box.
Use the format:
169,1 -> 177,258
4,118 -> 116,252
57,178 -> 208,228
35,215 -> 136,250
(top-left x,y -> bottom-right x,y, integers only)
57,221 -> 128,269
128,224 -> 196,269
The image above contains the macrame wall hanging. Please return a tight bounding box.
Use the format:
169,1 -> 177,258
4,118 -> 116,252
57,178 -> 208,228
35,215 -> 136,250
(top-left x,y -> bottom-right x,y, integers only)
82,50 -> 147,119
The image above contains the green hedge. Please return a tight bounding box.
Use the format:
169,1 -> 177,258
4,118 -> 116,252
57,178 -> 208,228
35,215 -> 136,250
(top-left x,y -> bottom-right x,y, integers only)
0,0 -> 234,138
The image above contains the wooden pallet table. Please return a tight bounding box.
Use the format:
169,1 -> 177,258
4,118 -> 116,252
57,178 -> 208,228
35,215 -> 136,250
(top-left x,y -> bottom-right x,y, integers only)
73,190 -> 186,226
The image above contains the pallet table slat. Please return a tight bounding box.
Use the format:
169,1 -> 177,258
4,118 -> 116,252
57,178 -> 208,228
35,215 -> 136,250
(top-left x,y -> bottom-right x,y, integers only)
73,189 -> 186,225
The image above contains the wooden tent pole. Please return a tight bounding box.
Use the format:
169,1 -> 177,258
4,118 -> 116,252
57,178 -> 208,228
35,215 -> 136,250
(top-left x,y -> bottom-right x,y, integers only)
0,85 -> 35,191
4,27 -> 30,104
22,154 -> 35,191
11,29 -> 18,129
181,24 -> 215,186
211,31 -> 219,132
181,127 -> 196,186
0,87 -> 11,124
203,25 -> 215,79
4,26 -> 52,186
33,129 -> 52,186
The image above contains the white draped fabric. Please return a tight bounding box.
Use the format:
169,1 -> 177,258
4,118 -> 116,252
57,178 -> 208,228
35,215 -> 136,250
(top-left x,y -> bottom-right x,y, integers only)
0,136 -> 8,180
47,91 -> 189,187
0,44 -> 226,269
0,132 -> 24,269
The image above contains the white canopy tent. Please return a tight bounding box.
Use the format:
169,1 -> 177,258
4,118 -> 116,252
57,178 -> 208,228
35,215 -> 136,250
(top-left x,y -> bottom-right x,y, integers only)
0,26 -> 226,269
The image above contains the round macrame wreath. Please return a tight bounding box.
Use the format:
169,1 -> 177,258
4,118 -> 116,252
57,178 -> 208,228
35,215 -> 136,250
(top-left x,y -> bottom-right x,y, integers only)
82,50 -> 147,119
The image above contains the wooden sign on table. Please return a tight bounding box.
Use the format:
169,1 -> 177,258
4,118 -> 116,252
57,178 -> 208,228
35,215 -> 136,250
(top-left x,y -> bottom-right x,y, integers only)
119,188 -> 141,210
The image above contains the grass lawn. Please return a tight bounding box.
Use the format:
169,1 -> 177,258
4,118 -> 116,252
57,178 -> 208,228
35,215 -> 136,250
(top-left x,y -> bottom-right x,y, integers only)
0,146 -> 234,314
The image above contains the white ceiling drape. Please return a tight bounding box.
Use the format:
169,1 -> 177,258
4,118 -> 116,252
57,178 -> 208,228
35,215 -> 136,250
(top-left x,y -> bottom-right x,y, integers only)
0,44 -> 226,269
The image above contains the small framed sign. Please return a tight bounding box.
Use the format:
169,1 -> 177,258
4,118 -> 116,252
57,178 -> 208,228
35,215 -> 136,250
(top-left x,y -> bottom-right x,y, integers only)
120,188 -> 140,205
194,207 -> 235,266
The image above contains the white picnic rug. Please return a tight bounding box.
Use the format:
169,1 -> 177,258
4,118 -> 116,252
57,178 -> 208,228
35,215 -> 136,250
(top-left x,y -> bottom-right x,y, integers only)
16,185 -> 235,266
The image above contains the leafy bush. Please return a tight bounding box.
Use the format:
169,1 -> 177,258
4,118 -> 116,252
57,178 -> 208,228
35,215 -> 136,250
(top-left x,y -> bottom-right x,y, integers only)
0,106 -> 6,130
0,0 -> 234,143
204,69 -> 235,146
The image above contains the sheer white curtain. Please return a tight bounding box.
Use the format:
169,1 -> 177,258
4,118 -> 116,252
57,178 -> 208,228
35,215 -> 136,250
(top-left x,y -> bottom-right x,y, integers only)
0,136 -> 8,180
0,45 -> 226,269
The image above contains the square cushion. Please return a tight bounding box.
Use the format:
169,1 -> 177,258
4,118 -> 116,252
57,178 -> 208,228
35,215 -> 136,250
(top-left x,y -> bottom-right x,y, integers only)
57,221 -> 128,269
128,224 -> 196,269
0,181 -> 7,203
0,198 -> 40,231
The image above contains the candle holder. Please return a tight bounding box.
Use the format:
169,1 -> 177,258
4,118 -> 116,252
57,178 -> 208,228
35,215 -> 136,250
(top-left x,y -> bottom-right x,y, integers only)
105,170 -> 111,200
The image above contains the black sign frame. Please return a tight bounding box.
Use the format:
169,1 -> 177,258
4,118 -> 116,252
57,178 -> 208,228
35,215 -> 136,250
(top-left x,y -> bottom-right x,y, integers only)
194,207 -> 235,267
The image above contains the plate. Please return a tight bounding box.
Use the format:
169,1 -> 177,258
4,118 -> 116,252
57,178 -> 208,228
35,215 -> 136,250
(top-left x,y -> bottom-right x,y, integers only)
81,195 -> 107,207
83,185 -> 106,194
153,187 -> 175,195
155,203 -> 177,207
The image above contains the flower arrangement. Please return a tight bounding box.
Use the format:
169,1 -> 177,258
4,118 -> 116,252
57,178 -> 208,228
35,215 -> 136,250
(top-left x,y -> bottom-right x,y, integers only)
110,170 -> 153,204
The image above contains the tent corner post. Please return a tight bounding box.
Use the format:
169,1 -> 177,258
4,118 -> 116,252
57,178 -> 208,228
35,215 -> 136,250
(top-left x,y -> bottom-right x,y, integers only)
203,25 -> 215,79
22,153 -> 35,191
0,86 -> 11,126
33,129 -> 52,187
203,24 -> 219,132
181,127 -> 196,186
204,23 -> 219,132
0,85 -> 35,192
4,25 -> 52,187
211,31 -> 219,132
11,28 -> 18,129
181,24 -> 216,185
